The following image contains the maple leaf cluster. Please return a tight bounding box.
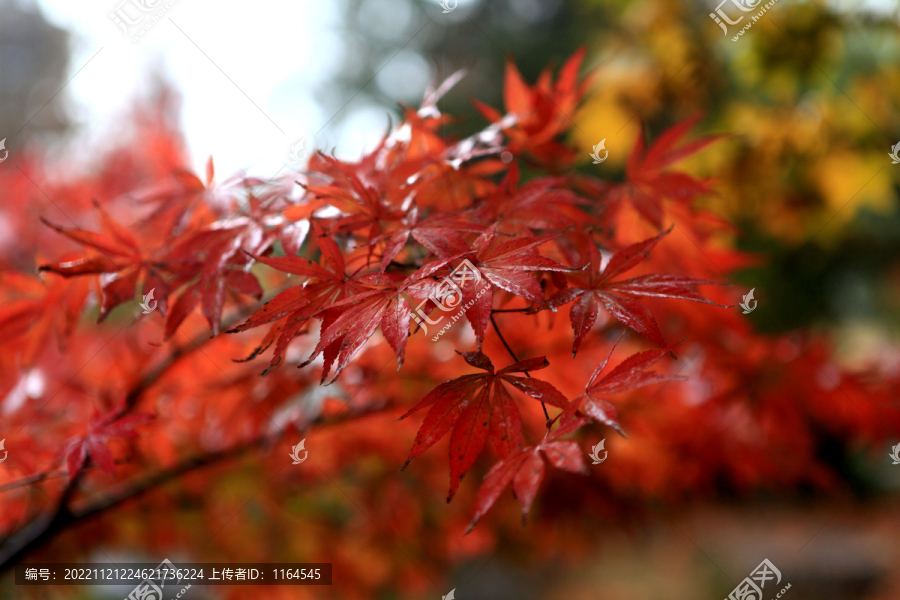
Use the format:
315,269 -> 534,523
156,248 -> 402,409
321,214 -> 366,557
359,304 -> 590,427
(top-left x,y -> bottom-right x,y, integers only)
2,48 -> 899,581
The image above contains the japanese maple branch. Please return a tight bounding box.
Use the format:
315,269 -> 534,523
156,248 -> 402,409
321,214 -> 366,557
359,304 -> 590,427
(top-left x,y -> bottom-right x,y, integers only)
490,313 -> 551,429
0,441 -> 254,572
0,404 -> 381,573
0,469 -> 83,577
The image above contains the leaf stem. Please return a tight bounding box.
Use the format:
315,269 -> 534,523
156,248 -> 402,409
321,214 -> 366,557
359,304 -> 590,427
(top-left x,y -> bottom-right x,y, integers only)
490,314 -> 551,429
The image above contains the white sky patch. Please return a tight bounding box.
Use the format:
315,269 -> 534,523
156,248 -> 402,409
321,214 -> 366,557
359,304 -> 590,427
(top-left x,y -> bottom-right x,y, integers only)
34,0 -> 378,177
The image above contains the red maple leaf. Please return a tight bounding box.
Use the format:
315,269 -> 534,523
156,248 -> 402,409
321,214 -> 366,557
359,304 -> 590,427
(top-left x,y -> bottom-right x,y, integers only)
297,254 -> 464,383
398,351 -> 569,501
466,416 -> 588,533
0,270 -> 91,368
303,153 -> 405,239
159,228 -> 264,338
560,338 -> 686,435
474,47 -> 590,168
228,228 -> 375,374
470,176 -> 591,234
542,230 -> 725,354
38,202 -> 149,321
609,114 -> 720,228
424,226 -> 576,348
373,203 -> 483,273
61,405 -> 154,478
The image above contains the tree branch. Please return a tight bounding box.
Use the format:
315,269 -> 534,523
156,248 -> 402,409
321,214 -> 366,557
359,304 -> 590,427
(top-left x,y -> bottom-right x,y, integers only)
0,404 -> 384,573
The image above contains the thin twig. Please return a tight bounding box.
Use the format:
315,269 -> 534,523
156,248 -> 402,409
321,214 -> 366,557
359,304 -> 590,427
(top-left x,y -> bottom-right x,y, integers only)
0,459 -> 133,494
490,314 -> 551,428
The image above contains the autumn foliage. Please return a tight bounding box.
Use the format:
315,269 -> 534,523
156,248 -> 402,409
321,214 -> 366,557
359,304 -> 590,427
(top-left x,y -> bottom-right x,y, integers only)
1,50 -> 899,595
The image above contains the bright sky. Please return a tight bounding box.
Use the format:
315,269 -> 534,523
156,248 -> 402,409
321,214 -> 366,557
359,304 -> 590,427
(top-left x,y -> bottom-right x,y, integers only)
33,0 -> 442,179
